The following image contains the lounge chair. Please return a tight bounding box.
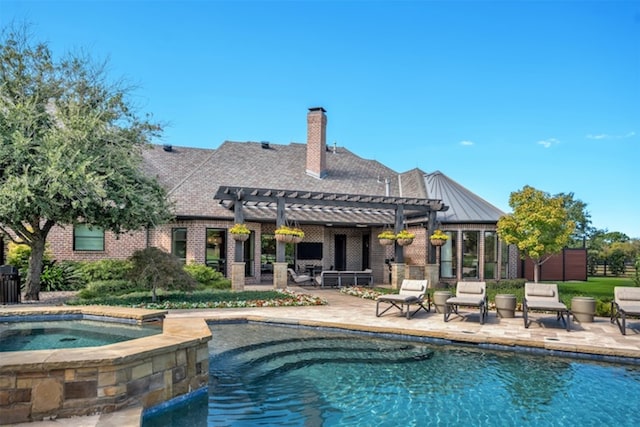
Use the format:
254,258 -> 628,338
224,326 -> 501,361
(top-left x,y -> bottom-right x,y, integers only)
444,281 -> 488,324
287,268 -> 313,285
523,283 -> 571,331
611,286 -> 640,335
376,279 -> 430,319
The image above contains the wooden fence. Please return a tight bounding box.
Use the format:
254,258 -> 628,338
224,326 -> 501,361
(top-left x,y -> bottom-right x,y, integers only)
592,263 -> 637,278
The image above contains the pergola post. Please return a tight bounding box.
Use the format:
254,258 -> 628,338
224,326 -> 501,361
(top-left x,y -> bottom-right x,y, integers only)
233,193 -> 245,263
391,205 -> 405,288
231,190 -> 245,291
273,197 -> 288,289
427,210 -> 438,264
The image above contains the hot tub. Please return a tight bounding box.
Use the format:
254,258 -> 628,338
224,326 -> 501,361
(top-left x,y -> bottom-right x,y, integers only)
0,306 -> 211,425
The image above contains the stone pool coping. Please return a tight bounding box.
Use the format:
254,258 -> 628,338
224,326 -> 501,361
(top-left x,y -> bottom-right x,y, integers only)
0,306 -> 211,425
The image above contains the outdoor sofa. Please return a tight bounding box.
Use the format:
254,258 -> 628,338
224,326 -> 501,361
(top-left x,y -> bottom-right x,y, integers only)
316,269 -> 373,288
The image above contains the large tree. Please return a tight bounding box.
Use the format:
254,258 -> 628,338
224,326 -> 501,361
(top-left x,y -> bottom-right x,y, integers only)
0,26 -> 173,300
497,185 -> 575,282
555,192 -> 593,248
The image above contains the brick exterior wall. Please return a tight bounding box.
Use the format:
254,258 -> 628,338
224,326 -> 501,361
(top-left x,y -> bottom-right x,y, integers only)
305,107 -> 327,179
47,226 -> 148,261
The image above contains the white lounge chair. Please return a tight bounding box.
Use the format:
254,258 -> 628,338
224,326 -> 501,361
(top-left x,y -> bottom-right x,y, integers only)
376,279 -> 430,319
523,283 -> 571,331
287,268 -> 313,285
611,286 -> 640,335
444,281 -> 488,324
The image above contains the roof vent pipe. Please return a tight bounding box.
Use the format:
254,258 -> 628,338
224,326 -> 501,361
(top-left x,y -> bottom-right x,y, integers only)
162,144 -> 172,152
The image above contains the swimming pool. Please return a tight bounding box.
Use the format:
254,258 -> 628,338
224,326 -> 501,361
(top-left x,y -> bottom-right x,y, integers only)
143,322 -> 640,426
0,319 -> 162,352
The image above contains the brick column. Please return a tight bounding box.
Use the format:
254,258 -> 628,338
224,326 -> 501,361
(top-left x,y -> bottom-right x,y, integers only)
231,262 -> 245,291
391,263 -> 405,290
273,262 -> 288,289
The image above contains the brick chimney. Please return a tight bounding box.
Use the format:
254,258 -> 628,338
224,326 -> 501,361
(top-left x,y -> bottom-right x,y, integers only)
306,107 -> 327,179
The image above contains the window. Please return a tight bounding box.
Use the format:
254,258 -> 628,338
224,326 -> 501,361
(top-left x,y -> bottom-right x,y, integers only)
206,228 -> 226,274
440,231 -> 456,278
484,231 -> 497,279
172,228 -> 187,263
73,224 -> 104,251
462,231 -> 479,278
244,231 -> 255,277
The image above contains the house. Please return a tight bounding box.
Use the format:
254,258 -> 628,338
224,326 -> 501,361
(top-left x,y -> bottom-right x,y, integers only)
44,107 -> 514,286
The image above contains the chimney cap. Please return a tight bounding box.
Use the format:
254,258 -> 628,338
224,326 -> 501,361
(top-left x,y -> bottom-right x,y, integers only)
308,107 -> 326,113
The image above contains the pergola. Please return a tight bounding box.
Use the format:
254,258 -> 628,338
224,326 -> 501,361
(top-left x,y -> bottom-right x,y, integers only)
214,186 -> 450,269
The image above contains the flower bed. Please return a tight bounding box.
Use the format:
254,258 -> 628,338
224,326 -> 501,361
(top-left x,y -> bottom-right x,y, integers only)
339,286 -> 385,300
140,290 -> 326,309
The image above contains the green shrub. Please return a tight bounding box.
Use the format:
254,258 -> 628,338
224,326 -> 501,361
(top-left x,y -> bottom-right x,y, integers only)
128,248 -> 196,301
184,263 -> 230,289
77,280 -> 138,300
5,242 -> 54,279
595,299 -> 612,317
40,261 -> 85,292
79,259 -> 133,282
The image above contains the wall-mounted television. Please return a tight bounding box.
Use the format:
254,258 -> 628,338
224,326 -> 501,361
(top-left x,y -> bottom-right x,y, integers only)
297,242 -> 323,260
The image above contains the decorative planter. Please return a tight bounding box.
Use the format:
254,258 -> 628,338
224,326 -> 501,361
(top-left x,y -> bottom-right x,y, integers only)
292,235 -> 303,244
378,238 -> 395,246
571,296 -> 596,323
433,291 -> 453,314
231,233 -> 249,242
495,294 -> 517,318
430,238 -> 446,246
397,238 -> 414,246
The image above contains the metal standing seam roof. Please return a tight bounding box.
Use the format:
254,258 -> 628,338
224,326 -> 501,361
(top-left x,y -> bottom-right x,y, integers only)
424,171 -> 506,223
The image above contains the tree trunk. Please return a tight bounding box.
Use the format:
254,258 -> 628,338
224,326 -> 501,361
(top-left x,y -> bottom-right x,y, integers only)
24,237 -> 46,301
533,260 -> 540,283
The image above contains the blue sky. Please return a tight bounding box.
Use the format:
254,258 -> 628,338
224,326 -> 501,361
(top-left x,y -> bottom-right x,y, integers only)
3,0 -> 639,238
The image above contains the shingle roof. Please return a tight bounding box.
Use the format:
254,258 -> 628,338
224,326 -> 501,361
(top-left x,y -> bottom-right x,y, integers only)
142,141 -> 403,223
424,171 -> 505,223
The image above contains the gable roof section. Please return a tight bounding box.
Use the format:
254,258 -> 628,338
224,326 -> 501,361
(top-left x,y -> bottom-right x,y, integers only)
399,168 -> 428,198
424,171 -> 505,223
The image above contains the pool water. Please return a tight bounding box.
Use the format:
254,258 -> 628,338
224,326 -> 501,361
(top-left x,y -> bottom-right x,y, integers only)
143,323 -> 640,427
0,319 -> 161,352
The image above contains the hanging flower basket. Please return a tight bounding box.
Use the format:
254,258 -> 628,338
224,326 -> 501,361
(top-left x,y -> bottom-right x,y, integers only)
429,229 -> 449,246
229,223 -> 250,241
377,230 -> 396,246
396,230 -> 415,246
275,225 -> 304,243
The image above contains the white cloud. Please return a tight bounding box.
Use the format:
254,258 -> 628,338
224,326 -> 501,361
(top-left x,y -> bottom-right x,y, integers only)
537,138 -> 559,148
586,131 -> 636,140
460,140 -> 474,146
